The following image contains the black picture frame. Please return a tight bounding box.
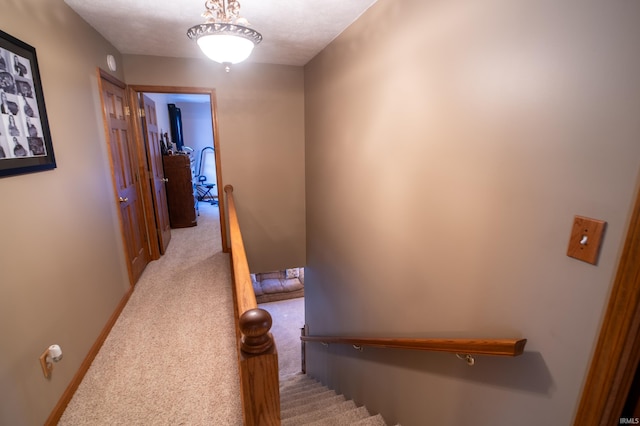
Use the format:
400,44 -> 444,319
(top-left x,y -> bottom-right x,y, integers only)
0,29 -> 55,177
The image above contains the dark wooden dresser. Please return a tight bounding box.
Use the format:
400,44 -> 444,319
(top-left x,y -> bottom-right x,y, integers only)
162,154 -> 197,228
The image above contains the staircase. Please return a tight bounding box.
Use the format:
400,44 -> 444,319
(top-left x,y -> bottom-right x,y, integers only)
279,374 -> 390,425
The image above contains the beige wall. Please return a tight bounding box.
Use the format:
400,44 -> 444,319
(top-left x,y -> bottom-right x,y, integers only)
304,0 -> 640,425
0,0 -> 130,424
123,56 -> 306,273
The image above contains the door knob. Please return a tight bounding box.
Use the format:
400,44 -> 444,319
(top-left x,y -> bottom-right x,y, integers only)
162,178 -> 169,182
119,196 -> 129,203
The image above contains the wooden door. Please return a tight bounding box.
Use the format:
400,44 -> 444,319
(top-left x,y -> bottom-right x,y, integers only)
140,94 -> 171,254
575,180 -> 640,423
99,72 -> 150,285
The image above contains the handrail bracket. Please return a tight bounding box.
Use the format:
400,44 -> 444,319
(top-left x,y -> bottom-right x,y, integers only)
456,353 -> 476,366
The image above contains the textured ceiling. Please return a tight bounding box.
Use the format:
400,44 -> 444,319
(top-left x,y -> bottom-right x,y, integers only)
64,0 -> 379,66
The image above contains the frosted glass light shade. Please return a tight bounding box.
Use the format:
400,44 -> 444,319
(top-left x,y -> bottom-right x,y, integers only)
197,34 -> 255,64
187,23 -> 262,66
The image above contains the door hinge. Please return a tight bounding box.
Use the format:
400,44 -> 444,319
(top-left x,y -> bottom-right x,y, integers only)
124,106 -> 131,116
138,108 -> 146,118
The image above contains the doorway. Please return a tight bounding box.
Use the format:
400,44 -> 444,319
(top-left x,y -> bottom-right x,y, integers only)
574,178 -> 640,423
129,85 -> 228,258
98,74 -> 228,286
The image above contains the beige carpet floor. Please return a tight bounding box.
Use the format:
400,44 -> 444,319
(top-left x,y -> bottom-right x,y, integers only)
60,203 -> 305,425
60,204 -> 241,425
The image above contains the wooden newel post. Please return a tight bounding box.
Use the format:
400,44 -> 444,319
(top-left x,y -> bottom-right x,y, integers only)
238,308 -> 280,425
240,308 -> 274,354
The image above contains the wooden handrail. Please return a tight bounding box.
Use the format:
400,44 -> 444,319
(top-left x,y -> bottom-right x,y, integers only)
225,184 -> 280,426
225,184 -> 259,316
301,336 -> 527,357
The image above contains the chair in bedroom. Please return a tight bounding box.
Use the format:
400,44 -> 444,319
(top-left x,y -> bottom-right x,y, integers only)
196,176 -> 216,205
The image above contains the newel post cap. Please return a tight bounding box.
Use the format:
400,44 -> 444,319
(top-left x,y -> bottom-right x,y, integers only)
240,308 -> 274,354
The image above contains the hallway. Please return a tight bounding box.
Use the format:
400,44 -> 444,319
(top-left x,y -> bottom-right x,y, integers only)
59,203 -> 243,425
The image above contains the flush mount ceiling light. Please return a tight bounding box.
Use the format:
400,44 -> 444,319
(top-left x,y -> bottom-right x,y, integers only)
187,0 -> 262,71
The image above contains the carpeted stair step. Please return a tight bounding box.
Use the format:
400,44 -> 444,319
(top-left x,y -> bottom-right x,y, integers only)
351,414 -> 390,425
304,405 -> 371,425
280,389 -> 339,411
279,374 -> 391,425
280,382 -> 325,399
281,394 -> 347,419
280,379 -> 325,396
282,400 -> 358,425
281,384 -> 335,402
279,374 -> 315,391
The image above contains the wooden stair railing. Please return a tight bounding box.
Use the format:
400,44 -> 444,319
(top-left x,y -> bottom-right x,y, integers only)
225,184 -> 526,422
301,331 -> 526,367
225,185 -> 280,426
301,335 -> 526,356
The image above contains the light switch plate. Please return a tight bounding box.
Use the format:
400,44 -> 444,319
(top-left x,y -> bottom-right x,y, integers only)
567,215 -> 606,265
